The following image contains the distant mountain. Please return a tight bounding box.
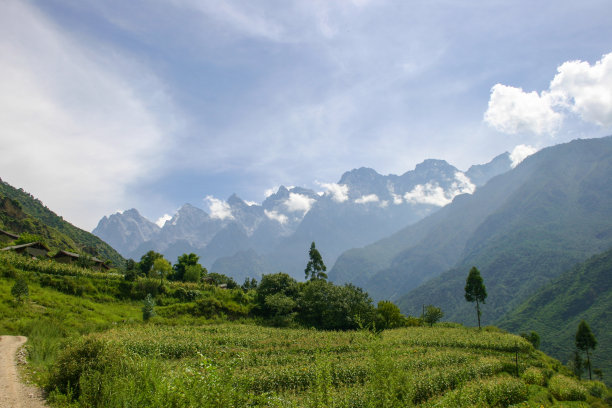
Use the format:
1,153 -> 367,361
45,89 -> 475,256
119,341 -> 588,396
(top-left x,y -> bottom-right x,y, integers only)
497,246 -> 612,386
94,153 -> 512,280
0,179 -> 124,266
394,136 -> 612,326
93,209 -> 160,255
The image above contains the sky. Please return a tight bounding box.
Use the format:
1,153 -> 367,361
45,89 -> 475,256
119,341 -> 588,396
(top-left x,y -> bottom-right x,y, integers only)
1,0 -> 612,231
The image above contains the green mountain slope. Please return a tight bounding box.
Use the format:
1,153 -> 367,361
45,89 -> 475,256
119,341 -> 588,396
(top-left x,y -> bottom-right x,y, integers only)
497,247 -> 612,385
396,136 -> 612,326
0,179 -> 124,266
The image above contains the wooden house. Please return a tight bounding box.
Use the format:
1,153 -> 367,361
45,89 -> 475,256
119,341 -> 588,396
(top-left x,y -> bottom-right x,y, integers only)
0,229 -> 19,246
1,242 -> 50,259
52,250 -> 110,270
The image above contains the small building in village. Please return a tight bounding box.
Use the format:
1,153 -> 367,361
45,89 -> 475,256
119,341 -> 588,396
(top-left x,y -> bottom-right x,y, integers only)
0,229 -> 19,246
0,241 -> 50,259
52,250 -> 110,270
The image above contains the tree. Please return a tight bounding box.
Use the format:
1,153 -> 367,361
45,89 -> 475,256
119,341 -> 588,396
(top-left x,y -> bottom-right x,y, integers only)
256,273 -> 299,317
183,264 -> 202,283
172,253 -> 201,281
241,277 -> 258,291
151,258 -> 172,285
464,266 -> 487,329
520,331 -> 540,349
375,300 -> 405,330
11,277 -> 29,303
138,251 -> 164,277
304,242 -> 327,281
571,350 -> 584,379
142,293 -> 155,321
423,305 -> 444,327
575,320 -> 597,380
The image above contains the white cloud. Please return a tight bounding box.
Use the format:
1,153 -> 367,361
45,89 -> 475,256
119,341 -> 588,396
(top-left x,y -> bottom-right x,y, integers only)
484,84 -> 562,135
484,52 -> 612,135
0,1 -> 178,230
509,144 -> 538,168
204,196 -> 234,220
404,172 -> 475,207
283,192 -> 316,213
155,214 -> 172,228
355,194 -> 380,204
264,209 -> 288,224
264,187 -> 278,198
379,200 -> 389,208
319,182 -> 349,202
549,53 -> 612,127
244,200 -> 258,206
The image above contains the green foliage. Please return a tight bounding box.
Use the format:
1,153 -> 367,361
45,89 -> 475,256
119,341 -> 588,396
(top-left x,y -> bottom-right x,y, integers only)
576,320 -> 597,380
182,264 -> 202,283
424,304 -> 444,327
241,277 -> 258,291
151,257 -> 172,284
297,280 -> 375,330
520,331 -> 540,349
521,367 -> 546,386
138,250 -> 163,277
305,241 -> 327,281
142,293 -> 155,321
13,232 -> 45,246
11,276 -> 29,302
548,374 -> 588,401
172,253 -> 204,281
465,266 -> 487,329
255,272 -> 299,318
375,300 -> 405,330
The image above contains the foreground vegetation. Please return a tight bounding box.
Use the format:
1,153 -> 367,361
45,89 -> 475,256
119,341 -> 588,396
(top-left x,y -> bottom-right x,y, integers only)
1,252 -> 611,407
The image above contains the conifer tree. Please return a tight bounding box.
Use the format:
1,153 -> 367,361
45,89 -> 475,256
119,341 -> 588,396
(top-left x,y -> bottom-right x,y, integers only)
304,242 -> 327,281
464,266 -> 487,329
575,320 -> 597,380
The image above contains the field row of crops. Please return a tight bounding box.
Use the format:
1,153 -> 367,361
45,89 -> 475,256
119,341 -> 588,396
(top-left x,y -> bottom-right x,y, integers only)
44,323 -> 609,407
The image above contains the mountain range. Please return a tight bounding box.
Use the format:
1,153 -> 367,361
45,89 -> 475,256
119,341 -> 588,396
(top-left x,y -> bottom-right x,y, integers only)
94,154 -> 512,282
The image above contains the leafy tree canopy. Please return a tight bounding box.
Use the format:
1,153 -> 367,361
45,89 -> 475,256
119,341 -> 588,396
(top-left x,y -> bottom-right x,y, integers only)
305,242 -> 327,281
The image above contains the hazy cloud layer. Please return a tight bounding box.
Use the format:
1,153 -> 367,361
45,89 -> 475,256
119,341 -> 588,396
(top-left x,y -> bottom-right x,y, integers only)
485,53 -> 612,135
204,196 -> 234,220
0,1 -> 179,229
355,194 -> 380,204
404,172 -> 475,207
264,209 -> 288,225
283,193 -> 316,213
319,183 -> 350,203
510,145 -> 538,168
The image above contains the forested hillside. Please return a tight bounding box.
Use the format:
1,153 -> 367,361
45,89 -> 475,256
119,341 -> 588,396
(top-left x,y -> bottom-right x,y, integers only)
0,179 -> 124,266
498,247 -> 612,385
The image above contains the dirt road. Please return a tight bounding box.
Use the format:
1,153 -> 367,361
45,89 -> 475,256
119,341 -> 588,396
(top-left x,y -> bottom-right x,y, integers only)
0,336 -> 47,408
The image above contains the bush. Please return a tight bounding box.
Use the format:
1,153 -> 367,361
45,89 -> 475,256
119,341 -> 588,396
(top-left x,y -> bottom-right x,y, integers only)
142,294 -> 155,321
521,367 -> 545,386
11,276 -> 29,302
548,374 -> 587,401
427,375 -> 528,407
585,380 -> 607,398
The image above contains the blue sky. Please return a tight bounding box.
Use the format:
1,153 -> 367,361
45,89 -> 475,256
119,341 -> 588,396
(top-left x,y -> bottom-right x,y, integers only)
1,0 -> 611,230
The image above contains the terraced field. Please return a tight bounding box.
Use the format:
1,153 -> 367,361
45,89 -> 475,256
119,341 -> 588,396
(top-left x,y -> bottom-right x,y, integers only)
47,324 -> 606,407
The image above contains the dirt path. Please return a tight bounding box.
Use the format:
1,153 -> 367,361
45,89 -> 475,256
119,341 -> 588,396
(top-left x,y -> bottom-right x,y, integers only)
0,336 -> 47,408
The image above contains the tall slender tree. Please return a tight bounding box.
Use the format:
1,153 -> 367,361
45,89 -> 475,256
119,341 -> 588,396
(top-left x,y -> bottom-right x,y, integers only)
464,266 -> 487,329
304,242 -> 327,281
575,320 -> 597,380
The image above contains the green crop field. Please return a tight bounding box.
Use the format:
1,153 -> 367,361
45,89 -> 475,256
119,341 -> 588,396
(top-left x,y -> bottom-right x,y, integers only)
1,253 -> 610,407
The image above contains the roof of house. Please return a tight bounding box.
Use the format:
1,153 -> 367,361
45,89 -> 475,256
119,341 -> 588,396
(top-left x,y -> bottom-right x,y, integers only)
0,241 -> 50,251
53,250 -> 109,269
0,229 -> 19,240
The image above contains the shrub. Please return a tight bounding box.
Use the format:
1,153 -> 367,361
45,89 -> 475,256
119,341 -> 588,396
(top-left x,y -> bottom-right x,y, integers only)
11,276 -> 29,302
427,375 -> 528,407
142,294 -> 156,321
585,380 -> 607,399
522,367 -> 545,386
548,374 -> 587,401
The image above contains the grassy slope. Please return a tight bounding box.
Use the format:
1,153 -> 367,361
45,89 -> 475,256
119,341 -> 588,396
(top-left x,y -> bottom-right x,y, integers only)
0,180 -> 124,266
498,247 -> 612,386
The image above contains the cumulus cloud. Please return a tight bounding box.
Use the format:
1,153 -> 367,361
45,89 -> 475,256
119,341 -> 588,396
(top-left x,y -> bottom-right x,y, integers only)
283,193 -> 316,213
155,214 -> 172,228
244,200 -> 258,206
484,84 -> 562,135
204,196 -> 234,220
509,144 -> 538,168
549,53 -> 612,127
485,52 -> 612,135
264,187 -> 278,198
264,209 -> 288,224
0,1 -> 178,230
404,172 -> 475,207
319,182 -> 349,202
354,194 -> 380,204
